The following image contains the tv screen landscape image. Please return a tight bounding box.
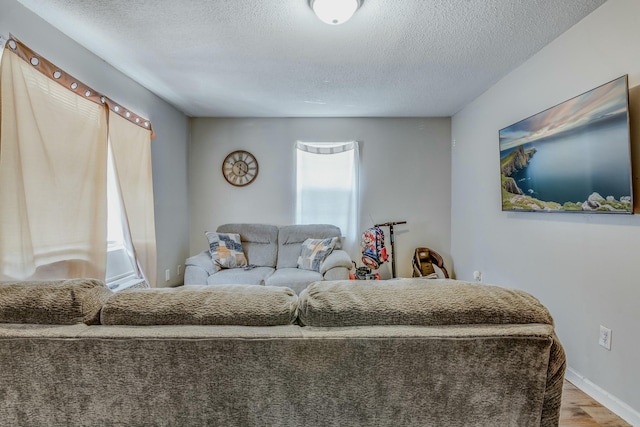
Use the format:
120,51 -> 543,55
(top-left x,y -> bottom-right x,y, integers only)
499,75 -> 633,213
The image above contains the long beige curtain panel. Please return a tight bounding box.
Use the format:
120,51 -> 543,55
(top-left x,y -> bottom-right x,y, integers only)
109,114 -> 157,288
0,36 -> 156,285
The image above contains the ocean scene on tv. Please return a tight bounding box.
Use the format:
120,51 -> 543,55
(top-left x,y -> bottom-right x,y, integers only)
499,76 -> 632,213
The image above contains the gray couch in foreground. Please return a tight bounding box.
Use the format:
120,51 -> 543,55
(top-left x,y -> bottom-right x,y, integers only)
185,223 -> 353,293
0,278 -> 566,427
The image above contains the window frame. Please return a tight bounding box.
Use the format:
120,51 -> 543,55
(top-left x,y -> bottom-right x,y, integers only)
294,140 -> 359,250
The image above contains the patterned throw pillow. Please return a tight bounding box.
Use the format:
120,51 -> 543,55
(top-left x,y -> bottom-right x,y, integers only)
205,232 -> 248,269
297,237 -> 338,272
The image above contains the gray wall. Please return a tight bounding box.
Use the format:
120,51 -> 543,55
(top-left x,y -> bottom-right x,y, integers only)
0,0 -> 190,287
189,117 -> 452,279
451,0 -> 640,422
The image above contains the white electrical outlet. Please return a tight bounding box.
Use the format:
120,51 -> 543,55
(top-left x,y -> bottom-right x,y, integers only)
165,269 -> 170,282
599,325 -> 612,350
473,270 -> 482,282
177,265 -> 182,276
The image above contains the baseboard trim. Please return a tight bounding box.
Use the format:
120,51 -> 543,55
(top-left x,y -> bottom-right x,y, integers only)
565,366 -> 640,426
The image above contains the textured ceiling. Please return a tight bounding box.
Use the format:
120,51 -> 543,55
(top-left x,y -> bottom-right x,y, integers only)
15,0 -> 606,117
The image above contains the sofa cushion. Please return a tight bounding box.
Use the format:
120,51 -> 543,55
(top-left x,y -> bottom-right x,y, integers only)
101,284 -> 299,326
0,279 -> 111,325
265,268 -> 323,294
217,224 -> 278,267
207,266 -> 275,286
298,279 -> 554,327
277,224 -> 342,269
206,232 -> 248,268
297,237 -> 338,272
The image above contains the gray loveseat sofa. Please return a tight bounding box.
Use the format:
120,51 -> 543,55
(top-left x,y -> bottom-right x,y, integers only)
0,278 -> 566,427
185,223 -> 353,293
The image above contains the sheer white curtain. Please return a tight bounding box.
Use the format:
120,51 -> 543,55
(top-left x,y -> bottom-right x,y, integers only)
295,141 -> 359,251
0,47 -> 108,280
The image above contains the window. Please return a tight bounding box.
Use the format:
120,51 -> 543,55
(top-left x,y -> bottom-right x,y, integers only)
106,143 -> 141,290
295,141 -> 359,249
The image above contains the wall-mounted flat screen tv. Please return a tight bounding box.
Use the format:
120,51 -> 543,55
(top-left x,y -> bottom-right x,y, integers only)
499,75 -> 632,213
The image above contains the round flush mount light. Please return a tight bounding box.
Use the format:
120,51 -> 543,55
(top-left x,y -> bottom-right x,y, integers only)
310,0 -> 361,25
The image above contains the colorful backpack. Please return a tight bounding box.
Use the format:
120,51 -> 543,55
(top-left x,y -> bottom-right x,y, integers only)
361,226 -> 388,270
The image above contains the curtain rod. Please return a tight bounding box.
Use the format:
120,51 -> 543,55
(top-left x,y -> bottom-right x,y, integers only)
3,34 -> 155,138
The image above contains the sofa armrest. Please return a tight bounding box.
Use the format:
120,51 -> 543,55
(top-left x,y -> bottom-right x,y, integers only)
541,333 -> 566,427
184,250 -> 218,285
186,250 -> 217,274
320,249 -> 352,275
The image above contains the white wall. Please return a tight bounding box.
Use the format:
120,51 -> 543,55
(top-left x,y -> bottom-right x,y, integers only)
452,0 -> 640,421
190,117 -> 452,279
0,0 -> 190,287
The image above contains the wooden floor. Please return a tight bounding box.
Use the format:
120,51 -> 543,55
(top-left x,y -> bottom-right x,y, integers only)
560,380 -> 631,426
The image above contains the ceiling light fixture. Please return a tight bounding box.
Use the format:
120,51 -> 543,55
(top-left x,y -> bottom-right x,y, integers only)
310,0 -> 361,25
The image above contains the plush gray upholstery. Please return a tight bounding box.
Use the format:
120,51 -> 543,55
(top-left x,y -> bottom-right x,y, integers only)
0,279 -> 111,325
185,224 -> 352,290
0,278 -> 566,427
298,279 -> 553,327
101,284 -> 299,326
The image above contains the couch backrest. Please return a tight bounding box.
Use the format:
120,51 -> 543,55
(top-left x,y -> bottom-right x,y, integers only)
298,278 -> 554,327
101,284 -> 299,326
217,223 -> 279,267
0,279 -> 112,325
276,224 -> 342,269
